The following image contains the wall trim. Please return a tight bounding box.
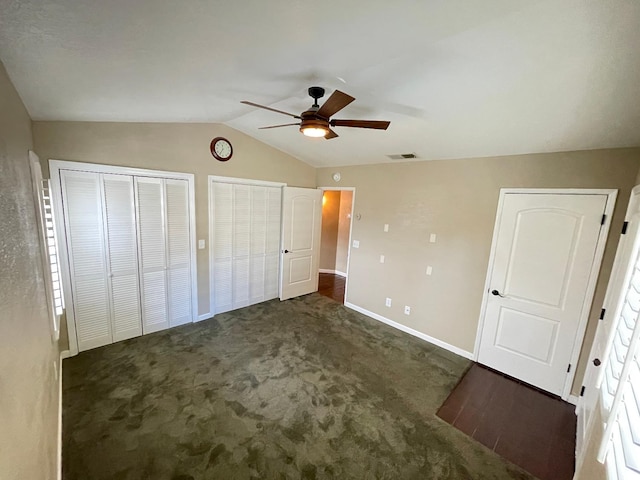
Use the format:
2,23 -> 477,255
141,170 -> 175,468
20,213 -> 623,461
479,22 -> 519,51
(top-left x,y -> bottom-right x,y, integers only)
209,175 -> 286,188
319,268 -> 347,277
197,313 -> 213,322
57,353 -> 63,480
568,394 -> 579,406
60,350 -> 71,360
344,302 -> 474,360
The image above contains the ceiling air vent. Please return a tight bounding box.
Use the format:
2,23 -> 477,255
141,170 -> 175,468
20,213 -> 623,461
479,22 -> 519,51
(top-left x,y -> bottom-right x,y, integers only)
387,153 -> 418,160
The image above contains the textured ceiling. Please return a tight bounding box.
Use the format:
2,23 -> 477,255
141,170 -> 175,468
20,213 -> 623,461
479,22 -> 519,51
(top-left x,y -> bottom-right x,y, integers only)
1,0 -> 639,167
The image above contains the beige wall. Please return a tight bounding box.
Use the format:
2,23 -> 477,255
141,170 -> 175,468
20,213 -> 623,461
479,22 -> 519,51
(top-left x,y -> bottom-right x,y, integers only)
0,62 -> 60,479
317,149 -> 640,395
320,191 -> 340,271
33,121 -> 316,320
336,191 -> 353,275
575,403 -> 606,480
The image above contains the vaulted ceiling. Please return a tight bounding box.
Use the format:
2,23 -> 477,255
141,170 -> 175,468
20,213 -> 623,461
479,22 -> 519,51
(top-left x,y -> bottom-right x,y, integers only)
1,0 -> 639,167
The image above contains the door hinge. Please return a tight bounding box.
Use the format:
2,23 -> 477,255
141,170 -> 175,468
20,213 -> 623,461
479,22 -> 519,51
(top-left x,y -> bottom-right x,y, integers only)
622,221 -> 629,235
600,308 -> 606,320
567,363 -> 571,373
601,214 -> 606,225
580,385 -> 586,396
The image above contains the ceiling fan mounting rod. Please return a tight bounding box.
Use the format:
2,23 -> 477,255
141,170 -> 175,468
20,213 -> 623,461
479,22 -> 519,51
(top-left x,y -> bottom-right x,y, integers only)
308,86 -> 325,107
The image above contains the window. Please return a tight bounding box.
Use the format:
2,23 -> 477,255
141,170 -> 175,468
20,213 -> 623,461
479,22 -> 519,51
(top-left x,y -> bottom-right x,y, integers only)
29,152 -> 64,340
599,237 -> 640,479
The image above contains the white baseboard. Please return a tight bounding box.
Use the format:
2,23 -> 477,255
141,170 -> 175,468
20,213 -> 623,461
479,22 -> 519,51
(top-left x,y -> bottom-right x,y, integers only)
319,269 -> 347,278
568,394 -> 579,406
344,302 -> 474,360
60,350 -> 71,360
197,313 -> 213,322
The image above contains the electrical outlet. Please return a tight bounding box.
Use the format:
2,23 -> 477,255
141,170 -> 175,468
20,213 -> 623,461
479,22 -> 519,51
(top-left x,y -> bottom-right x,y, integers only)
380,255 -> 385,263
384,224 -> 389,232
198,239 -> 205,249
385,298 -> 392,307
426,266 -> 433,276
353,240 -> 360,248
404,305 -> 411,315
429,233 -> 437,243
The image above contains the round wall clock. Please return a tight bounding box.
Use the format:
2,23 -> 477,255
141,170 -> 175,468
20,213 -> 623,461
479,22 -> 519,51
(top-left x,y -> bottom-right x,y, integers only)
210,137 -> 233,162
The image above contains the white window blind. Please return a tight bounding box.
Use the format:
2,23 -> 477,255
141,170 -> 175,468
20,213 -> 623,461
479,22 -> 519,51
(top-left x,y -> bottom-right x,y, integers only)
42,178 -> 65,317
600,240 -> 640,479
29,154 -> 64,341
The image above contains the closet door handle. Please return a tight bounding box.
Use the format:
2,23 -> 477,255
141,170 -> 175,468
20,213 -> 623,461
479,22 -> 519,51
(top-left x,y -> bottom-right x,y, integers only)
284,249 -> 290,253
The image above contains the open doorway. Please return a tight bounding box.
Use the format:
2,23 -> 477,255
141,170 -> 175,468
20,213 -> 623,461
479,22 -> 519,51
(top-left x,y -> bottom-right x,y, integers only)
318,188 -> 354,304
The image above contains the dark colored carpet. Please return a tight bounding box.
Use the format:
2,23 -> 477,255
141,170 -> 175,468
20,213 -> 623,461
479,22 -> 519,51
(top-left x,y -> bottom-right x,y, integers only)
63,293 -> 534,480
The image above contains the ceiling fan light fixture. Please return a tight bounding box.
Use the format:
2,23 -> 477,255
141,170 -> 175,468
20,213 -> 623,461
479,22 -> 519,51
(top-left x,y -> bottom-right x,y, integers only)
301,126 -> 329,138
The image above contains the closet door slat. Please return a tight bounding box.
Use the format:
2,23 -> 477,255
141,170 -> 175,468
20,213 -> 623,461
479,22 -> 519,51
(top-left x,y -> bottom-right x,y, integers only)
135,177 -> 169,334
213,182 -> 233,313
165,179 -> 192,327
103,174 -> 142,342
60,170 -> 111,351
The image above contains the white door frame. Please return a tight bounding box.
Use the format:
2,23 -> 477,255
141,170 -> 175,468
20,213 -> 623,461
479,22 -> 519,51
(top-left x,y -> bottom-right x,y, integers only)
473,188 -> 618,401
49,160 -> 198,357
318,187 -> 356,303
207,175 -> 286,318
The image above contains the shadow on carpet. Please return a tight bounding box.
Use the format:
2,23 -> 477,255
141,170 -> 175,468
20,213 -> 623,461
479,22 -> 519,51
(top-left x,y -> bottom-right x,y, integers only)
63,293 -> 534,480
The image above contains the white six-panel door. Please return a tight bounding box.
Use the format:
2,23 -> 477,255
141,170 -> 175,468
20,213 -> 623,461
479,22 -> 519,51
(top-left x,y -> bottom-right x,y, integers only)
478,193 -> 609,396
280,187 -> 322,301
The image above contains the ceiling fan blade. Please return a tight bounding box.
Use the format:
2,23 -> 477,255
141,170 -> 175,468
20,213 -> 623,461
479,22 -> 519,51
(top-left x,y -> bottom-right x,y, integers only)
325,129 -> 339,139
316,90 -> 355,118
241,101 -> 302,119
330,119 -> 390,130
259,123 -> 301,130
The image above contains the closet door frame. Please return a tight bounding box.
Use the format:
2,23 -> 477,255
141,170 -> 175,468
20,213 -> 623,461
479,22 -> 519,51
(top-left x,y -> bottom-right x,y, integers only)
207,175 -> 286,318
50,160 -> 197,357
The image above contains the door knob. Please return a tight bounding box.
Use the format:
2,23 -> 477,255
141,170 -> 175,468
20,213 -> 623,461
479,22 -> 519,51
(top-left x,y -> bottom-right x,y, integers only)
491,289 -> 505,297
593,358 -> 602,367
284,249 -> 290,253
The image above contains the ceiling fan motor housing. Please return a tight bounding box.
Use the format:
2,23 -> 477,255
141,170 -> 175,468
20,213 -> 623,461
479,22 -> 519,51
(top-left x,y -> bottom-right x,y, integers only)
300,110 -> 329,133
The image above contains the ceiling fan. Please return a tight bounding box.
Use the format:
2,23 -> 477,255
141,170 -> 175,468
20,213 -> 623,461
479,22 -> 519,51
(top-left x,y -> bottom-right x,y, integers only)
241,86 -> 390,139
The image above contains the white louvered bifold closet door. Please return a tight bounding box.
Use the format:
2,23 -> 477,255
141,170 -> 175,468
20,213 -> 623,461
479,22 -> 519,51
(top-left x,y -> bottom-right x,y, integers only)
60,170 -> 112,351
165,179 -> 192,327
234,184 -> 251,309
135,177 -> 169,334
265,187 -> 282,299
213,182 -> 233,313
211,181 -> 282,314
102,174 -> 142,342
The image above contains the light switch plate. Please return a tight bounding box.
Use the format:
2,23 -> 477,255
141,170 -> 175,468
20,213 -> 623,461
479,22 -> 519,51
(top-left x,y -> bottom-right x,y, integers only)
385,298 -> 392,307
429,233 -> 437,243
353,240 -> 360,248
384,224 -> 389,232
198,239 -> 205,249
380,255 -> 385,263
426,266 -> 433,276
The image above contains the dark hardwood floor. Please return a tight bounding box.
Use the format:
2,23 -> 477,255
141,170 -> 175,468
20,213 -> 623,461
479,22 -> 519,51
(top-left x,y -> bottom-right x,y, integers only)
437,363 -> 576,480
317,273 -> 346,304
